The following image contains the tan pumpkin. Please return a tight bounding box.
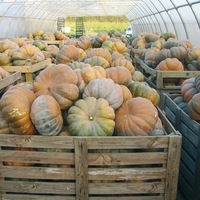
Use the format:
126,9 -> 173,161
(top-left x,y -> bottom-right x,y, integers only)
12,44 -> 45,66
86,47 -> 112,64
33,64 -> 79,109
54,31 -> 69,40
83,78 -> 123,110
10,38 -> 27,47
114,97 -> 158,136
77,35 -> 92,50
91,32 -> 110,48
111,58 -> 135,75
156,58 -> 184,71
56,45 -> 86,64
120,85 -> 132,102
0,39 -> 19,53
0,52 -> 12,66
106,66 -> 132,86
30,95 -> 63,136
84,56 -> 110,69
0,85 -> 37,135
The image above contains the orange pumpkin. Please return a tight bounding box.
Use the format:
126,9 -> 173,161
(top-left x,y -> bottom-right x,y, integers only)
114,97 -> 158,136
33,64 -> 79,109
0,85 -> 37,135
187,93 -> 200,121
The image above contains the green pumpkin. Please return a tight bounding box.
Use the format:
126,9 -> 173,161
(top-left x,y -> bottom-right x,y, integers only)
66,97 -> 115,136
128,81 -> 160,106
32,40 -> 47,51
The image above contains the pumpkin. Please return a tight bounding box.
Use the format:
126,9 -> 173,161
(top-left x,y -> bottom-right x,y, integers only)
114,97 -> 158,136
102,40 -> 127,54
54,31 -> 69,40
67,61 -> 91,70
128,81 -> 160,106
10,38 -> 27,47
112,51 -> 125,61
155,58 -> 184,71
44,45 -> 59,58
30,95 -> 63,136
144,48 -> 158,68
163,39 -> 187,49
185,48 -> 200,64
86,47 -> 112,64
0,39 -> 19,53
150,38 -> 165,50
0,52 -> 12,66
42,32 -> 56,41
0,85 -> 36,135
33,64 -> 79,109
111,58 -> 135,75
160,33 -> 176,41
91,32 -> 110,48
74,65 -> 107,93
56,45 -> 86,64
145,33 -> 159,43
181,77 -> 198,102
83,78 -> 123,110
33,30 -> 44,37
106,66 -> 132,86
170,46 -> 188,61
120,85 -> 132,102
84,56 -> 110,69
154,49 -> 171,65
77,35 -> 92,50
0,111 -> 11,134
187,93 -> 200,121
32,40 -> 47,51
66,97 -> 115,136
132,71 -> 144,82
12,44 -> 45,66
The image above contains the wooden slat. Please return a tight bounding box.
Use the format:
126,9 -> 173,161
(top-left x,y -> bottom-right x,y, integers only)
0,180 -> 75,194
88,182 -> 165,195
165,135 -> 182,200
2,194 -> 75,200
0,72 -> 21,90
75,138 -> 88,200
0,166 -> 75,180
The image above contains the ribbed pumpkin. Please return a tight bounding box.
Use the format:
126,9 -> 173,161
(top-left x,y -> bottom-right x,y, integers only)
30,95 -> 63,136
67,62 -> 91,70
91,32 -> 110,48
74,65 -> 107,93
33,64 -> 79,109
195,75 -> 200,92
67,97 -> 115,136
128,81 -> 160,106
83,78 -> 123,110
0,85 -> 36,135
114,97 -> 158,136
106,66 -> 132,86
84,56 -> 110,69
54,31 -> 69,40
156,58 -> 184,71
86,47 -> 112,64
12,44 -> 45,66
111,58 -> 135,75
44,45 -> 59,58
132,71 -> 144,82
187,93 -> 200,121
0,39 -> 19,53
77,35 -> 92,50
120,85 -> 132,102
181,77 -> 198,102
56,45 -> 86,64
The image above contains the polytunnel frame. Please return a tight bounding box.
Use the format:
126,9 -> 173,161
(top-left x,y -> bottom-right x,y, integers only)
129,0 -> 200,43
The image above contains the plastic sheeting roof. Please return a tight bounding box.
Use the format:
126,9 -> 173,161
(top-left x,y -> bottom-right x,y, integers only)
0,0 -> 200,46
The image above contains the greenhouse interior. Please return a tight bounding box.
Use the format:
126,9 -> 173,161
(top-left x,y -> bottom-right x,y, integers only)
0,0 -> 200,200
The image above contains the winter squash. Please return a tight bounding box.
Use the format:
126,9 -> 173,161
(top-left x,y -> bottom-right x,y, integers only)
106,66 -> 132,86
0,39 -> 19,53
160,33 -> 176,41
30,95 -> 63,136
145,33 -> 159,43
83,78 -> 123,110
120,85 -> 132,102
132,71 -> 144,82
181,77 -> 198,102
12,44 -> 45,66
54,31 -> 69,40
85,47 -> 112,64
56,45 -> 86,64
66,97 -> 115,136
32,40 -> 47,51
128,81 -> 160,106
114,97 -> 158,136
67,62 -> 91,70
84,56 -> 110,69
185,48 -> 200,64
187,93 -> 200,121
33,64 -> 79,109
91,32 -> 110,48
155,58 -> 184,71
111,58 -> 135,75
77,35 -> 92,50
0,85 -> 36,135
44,45 -> 59,58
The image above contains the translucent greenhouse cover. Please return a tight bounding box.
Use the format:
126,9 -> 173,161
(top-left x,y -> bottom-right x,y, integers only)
0,0 -> 200,46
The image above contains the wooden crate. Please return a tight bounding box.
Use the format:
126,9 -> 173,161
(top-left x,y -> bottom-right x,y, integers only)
0,108 -> 182,200
42,40 -> 65,47
0,59 -> 51,83
134,56 -> 200,93
0,72 -> 21,91
159,93 -> 200,200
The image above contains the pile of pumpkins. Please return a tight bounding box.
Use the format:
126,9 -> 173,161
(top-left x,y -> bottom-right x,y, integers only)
0,31 -> 165,137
